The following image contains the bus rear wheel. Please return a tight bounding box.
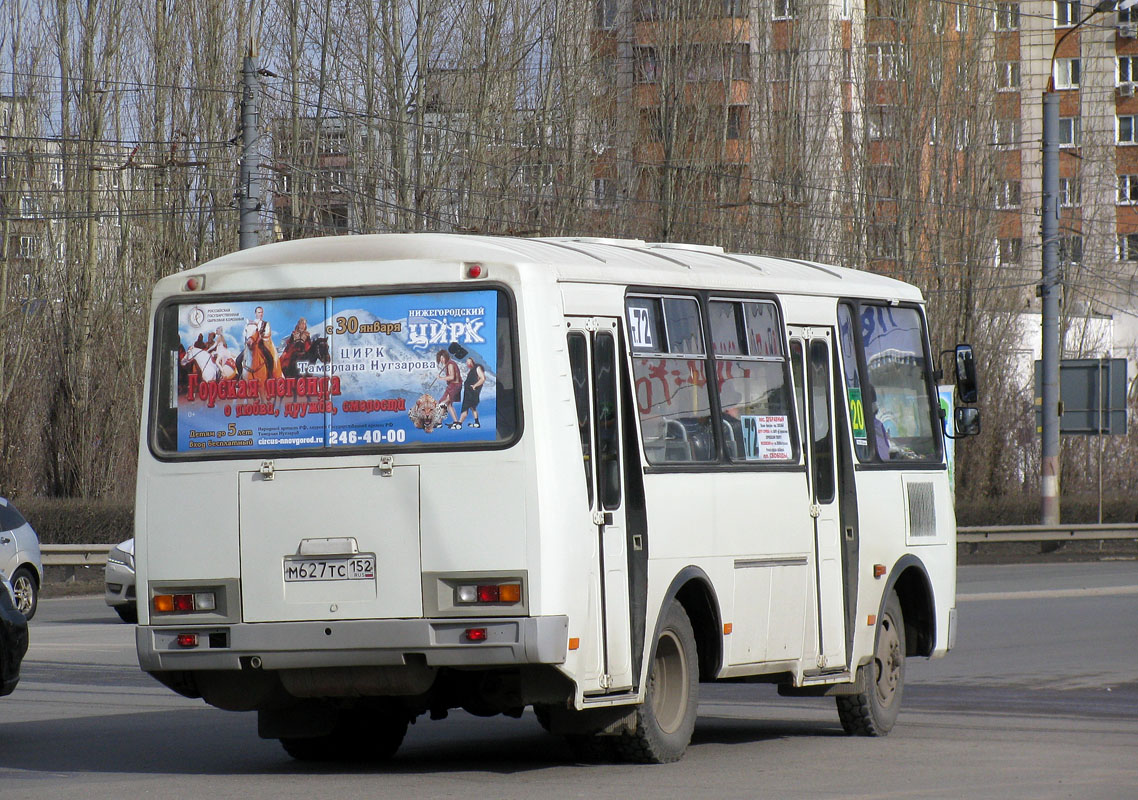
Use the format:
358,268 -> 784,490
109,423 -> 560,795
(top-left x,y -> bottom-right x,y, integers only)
837,590 -> 905,736
614,601 -> 699,763
280,707 -> 408,762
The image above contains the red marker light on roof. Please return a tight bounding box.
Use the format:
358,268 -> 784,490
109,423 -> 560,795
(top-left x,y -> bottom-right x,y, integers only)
465,263 -> 484,279
184,275 -> 204,291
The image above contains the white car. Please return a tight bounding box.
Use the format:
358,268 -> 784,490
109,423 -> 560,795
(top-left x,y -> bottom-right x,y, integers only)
105,539 -> 136,623
0,497 -> 43,620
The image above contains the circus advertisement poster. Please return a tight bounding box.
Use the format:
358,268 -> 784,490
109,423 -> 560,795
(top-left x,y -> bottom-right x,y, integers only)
172,290 -> 499,453
327,290 -> 498,445
175,298 -> 330,452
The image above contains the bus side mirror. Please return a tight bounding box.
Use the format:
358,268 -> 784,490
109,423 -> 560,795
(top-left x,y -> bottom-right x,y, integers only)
955,344 -> 978,404
954,406 -> 981,437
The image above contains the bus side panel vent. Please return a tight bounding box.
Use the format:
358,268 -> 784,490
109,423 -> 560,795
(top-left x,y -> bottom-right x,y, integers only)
906,481 -> 936,538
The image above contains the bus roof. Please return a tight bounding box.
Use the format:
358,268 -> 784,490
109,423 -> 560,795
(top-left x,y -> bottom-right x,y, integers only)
183,233 -> 925,303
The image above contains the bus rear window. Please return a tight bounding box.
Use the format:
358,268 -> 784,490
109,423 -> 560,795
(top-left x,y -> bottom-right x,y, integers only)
151,288 -> 516,456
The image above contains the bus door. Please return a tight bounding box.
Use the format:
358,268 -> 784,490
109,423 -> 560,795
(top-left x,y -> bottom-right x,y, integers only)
567,318 -> 634,693
789,328 -> 847,672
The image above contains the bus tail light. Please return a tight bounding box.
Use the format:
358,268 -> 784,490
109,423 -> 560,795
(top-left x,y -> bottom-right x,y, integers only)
464,627 -> 488,642
176,633 -> 199,648
153,591 -> 217,615
454,581 -> 522,606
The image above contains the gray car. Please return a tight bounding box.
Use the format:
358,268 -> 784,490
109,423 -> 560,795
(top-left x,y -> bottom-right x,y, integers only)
0,497 -> 43,620
105,538 -> 136,623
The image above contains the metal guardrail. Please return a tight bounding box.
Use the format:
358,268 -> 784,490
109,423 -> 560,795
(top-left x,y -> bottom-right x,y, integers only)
39,526 -> 1138,566
41,544 -> 113,567
958,524 -> 1138,543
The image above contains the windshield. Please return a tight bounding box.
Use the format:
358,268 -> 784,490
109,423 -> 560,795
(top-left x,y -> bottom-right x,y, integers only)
151,288 -> 516,456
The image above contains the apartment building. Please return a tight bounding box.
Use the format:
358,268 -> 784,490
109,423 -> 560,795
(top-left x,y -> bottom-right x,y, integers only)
993,1 -> 1138,360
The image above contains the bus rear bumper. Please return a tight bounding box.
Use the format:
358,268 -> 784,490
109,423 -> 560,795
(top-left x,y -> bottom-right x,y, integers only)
136,615 -> 569,672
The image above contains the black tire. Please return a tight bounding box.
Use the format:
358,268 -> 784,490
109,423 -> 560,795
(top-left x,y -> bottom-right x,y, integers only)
613,601 -> 699,764
11,566 -> 37,621
114,604 -> 138,624
280,708 -> 408,762
837,590 -> 906,736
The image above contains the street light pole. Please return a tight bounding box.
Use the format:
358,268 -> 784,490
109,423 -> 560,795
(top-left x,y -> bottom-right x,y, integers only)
1038,1 -> 1124,525
240,36 -> 261,250
1041,88 -> 1060,526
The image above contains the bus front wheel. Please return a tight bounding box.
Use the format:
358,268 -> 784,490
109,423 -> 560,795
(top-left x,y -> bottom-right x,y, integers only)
836,590 -> 906,736
615,600 -> 699,763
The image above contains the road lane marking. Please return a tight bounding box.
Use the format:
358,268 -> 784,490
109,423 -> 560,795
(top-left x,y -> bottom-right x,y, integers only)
959,586 -> 1138,602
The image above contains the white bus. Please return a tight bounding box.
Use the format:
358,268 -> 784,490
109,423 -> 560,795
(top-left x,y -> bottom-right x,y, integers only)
134,234 -> 979,763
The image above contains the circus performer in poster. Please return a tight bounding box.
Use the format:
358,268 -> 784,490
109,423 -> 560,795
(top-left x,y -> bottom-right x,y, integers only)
240,305 -> 283,381
207,327 -> 238,380
436,349 -> 463,428
455,357 -> 486,429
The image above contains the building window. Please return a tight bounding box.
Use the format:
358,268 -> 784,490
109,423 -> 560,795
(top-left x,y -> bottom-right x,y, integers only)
997,61 -> 1021,91
520,163 -> 553,187
591,178 -> 616,208
1119,233 -> 1138,261
595,0 -> 616,28
955,119 -> 972,149
1060,116 -> 1081,147
927,3 -> 945,33
996,180 -> 1021,209
1120,56 -> 1138,85
49,161 -> 64,189
995,2 -> 1020,30
1119,114 -> 1138,143
723,0 -> 747,18
1059,235 -> 1083,263
868,106 -> 899,140
998,237 -> 1022,265
1119,174 -> 1138,204
18,196 -> 40,218
1055,0 -> 1077,27
1060,177 -> 1080,207
867,43 -> 903,82
726,106 -> 745,140
1054,58 -> 1081,90
635,47 -> 658,84
17,235 -> 40,259
868,225 -> 898,258
773,0 -> 797,19
771,49 -> 794,82
730,44 -> 750,78
1121,7 -> 1137,23
956,3 -> 969,31
994,119 -> 1022,149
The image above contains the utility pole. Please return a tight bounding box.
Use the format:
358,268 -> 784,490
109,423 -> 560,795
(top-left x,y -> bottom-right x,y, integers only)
240,36 -> 261,250
1040,90 -> 1060,526
1040,0 -> 1132,525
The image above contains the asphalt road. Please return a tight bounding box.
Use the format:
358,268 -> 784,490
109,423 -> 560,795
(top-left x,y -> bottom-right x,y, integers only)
1,562 -> 1135,799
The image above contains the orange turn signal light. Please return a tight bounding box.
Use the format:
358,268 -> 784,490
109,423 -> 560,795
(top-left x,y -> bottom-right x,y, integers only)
153,594 -> 174,613
498,583 -> 522,603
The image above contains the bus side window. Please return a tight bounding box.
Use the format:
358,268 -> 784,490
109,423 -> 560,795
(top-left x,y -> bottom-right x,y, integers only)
567,332 -> 594,507
628,295 -> 714,466
593,332 -> 622,509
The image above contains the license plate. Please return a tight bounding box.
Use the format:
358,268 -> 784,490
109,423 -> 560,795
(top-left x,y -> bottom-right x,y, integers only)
283,554 -> 376,582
